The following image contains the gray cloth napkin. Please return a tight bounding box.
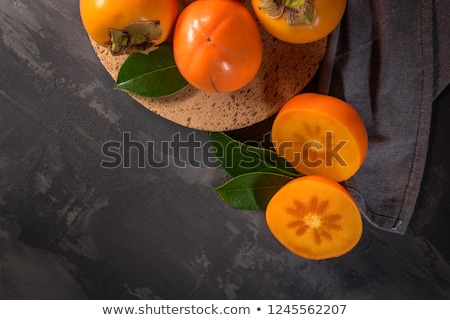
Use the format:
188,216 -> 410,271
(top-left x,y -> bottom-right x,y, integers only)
308,0 -> 450,234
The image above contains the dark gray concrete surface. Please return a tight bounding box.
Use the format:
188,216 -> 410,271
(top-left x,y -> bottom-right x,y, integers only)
1,0 -> 449,299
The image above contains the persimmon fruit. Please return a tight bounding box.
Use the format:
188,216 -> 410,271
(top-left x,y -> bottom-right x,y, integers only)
266,175 -> 363,260
251,0 -> 347,44
79,0 -> 178,54
271,93 -> 368,182
173,0 -> 263,93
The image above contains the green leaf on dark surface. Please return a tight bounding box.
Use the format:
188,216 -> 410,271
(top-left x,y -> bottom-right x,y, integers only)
215,172 -> 294,211
210,131 -> 300,178
115,43 -> 188,98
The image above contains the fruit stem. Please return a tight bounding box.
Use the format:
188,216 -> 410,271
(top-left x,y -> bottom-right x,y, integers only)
281,0 -> 305,9
259,0 -> 316,26
109,21 -> 162,56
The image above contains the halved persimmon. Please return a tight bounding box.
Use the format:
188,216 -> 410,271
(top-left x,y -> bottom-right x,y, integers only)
266,175 -> 363,260
271,93 -> 368,182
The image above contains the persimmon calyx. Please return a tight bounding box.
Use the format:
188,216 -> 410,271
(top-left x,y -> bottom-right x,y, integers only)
259,0 -> 316,26
110,21 -> 162,55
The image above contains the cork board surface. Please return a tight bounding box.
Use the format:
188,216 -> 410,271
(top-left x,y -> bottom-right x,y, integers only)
91,0 -> 327,131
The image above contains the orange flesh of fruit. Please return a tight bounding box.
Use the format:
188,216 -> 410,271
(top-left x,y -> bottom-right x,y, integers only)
266,175 -> 363,260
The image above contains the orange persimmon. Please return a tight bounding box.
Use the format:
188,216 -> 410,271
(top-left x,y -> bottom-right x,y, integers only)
79,0 -> 178,54
271,93 -> 368,182
173,0 -> 263,93
266,175 -> 363,260
251,0 -> 347,44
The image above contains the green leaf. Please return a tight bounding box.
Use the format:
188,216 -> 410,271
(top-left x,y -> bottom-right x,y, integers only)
210,131 -> 300,178
115,43 -> 188,98
215,172 -> 294,211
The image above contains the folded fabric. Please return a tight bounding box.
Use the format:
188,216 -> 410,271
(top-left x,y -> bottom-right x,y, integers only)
309,0 -> 450,234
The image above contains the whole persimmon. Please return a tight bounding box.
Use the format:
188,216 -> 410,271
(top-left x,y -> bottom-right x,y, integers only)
251,0 -> 347,44
79,0 -> 178,55
173,0 -> 263,93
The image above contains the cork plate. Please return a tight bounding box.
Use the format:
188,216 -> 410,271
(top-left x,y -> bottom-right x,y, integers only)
91,0 -> 327,131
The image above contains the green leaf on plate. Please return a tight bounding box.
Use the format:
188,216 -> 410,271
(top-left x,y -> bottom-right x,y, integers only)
215,172 -> 294,211
115,43 -> 188,98
210,131 -> 300,178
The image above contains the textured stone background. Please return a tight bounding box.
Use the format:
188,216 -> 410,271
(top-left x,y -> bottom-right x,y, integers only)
1,0 -> 449,299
